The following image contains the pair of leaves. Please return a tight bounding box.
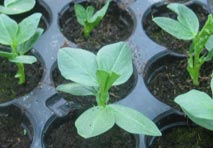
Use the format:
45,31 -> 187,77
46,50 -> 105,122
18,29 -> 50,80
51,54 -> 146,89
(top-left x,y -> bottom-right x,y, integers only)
57,41 -> 133,95
75,104 -> 161,138
153,3 -> 199,40
175,78 -> 213,130
0,13 -> 43,64
0,0 -> 35,15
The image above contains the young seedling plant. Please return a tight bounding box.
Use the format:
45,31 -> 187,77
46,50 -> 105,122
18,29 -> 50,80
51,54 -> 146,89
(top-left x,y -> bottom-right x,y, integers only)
0,0 -> 35,15
175,75 -> 213,131
153,3 -> 213,86
57,42 -> 161,138
0,13 -> 43,84
74,0 -> 111,38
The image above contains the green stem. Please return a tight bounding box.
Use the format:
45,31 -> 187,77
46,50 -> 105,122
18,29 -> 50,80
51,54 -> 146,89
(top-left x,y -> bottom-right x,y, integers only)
96,91 -> 109,107
16,63 -> 25,85
11,43 -> 26,84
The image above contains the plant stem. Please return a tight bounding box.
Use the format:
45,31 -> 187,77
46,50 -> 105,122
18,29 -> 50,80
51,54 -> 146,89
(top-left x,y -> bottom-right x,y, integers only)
11,43 -> 26,85
16,63 -> 25,85
96,91 -> 109,107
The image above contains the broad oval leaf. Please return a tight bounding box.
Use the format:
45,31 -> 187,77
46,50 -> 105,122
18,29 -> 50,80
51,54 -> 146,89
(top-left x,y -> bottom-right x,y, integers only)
0,14 -> 18,45
205,35 -> 213,51
0,0 -> 35,15
56,83 -> 97,96
175,90 -> 213,120
74,3 -> 87,26
88,0 -> 111,23
167,3 -> 199,37
153,17 -> 196,40
58,47 -> 98,86
9,55 -> 37,64
16,13 -> 41,45
97,42 -> 133,85
18,28 -> 43,54
183,108 -> 213,130
75,106 -> 115,138
109,104 -> 162,136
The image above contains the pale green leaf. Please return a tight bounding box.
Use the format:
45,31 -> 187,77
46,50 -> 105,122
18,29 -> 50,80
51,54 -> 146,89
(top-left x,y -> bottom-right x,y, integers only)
183,108 -> 213,130
16,13 -> 41,45
0,14 -> 18,45
97,42 -> 133,85
167,3 -> 199,37
109,104 -> 161,136
88,0 -> 111,23
96,70 -> 120,92
56,83 -> 97,96
18,28 -> 43,54
205,35 -> 213,51
153,17 -> 196,40
175,90 -> 213,120
74,3 -> 87,26
9,55 -> 37,64
58,47 -> 98,86
0,0 -> 35,15
75,106 -> 115,138
86,6 -> 95,20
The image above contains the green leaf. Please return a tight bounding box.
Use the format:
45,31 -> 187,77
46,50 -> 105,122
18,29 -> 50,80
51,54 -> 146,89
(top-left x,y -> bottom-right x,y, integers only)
57,47 -> 98,86
0,0 -> 35,15
0,51 -> 15,58
16,13 -> 41,45
0,14 -> 18,45
96,70 -> 120,92
168,3 -> 199,37
9,55 -> 37,64
175,90 -> 213,120
18,28 -> 43,54
86,6 -> 95,20
56,83 -> 97,96
183,108 -> 213,130
109,104 -> 162,136
75,106 -> 115,138
205,35 -> 213,51
74,3 -> 87,26
153,3 -> 199,40
97,42 -> 133,85
88,0 -> 111,23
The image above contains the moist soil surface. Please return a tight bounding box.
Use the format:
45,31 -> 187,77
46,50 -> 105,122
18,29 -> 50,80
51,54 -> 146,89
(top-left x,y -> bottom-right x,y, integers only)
59,1 -> 134,52
143,2 -> 209,55
146,57 -> 212,109
0,52 -> 43,103
0,106 -> 32,148
149,125 -> 213,148
52,67 -> 136,109
45,110 -> 136,148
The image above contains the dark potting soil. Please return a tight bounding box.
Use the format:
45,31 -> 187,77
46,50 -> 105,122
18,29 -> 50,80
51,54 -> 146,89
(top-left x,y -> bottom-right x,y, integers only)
149,125 -> 213,148
59,1 -> 134,52
143,2 -> 209,55
146,57 -> 212,109
0,52 -> 43,103
0,106 -> 32,148
52,67 -> 136,109
45,110 -> 136,148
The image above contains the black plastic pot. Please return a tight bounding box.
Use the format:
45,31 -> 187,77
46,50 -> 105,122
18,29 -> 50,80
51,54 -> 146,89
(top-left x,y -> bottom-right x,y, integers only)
145,109 -> 213,148
0,0 -> 210,148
